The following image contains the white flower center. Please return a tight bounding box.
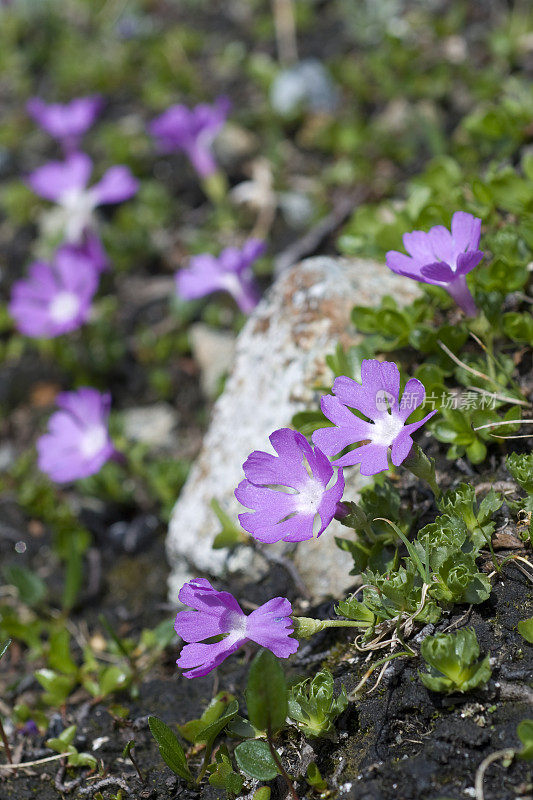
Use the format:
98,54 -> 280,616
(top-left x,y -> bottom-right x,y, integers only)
295,478 -> 324,515
59,188 -> 97,243
79,426 -> 108,460
220,272 -> 244,300
229,611 -> 248,638
48,291 -> 80,324
369,413 -> 404,447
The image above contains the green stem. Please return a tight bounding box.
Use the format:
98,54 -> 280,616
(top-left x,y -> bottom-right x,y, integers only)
485,330 -> 496,382
292,617 -> 371,639
201,171 -> 229,205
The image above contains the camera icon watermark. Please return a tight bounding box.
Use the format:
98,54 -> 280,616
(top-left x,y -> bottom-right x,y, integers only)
375,389 -> 396,413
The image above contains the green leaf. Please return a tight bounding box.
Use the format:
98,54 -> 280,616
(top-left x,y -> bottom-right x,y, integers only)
502,312 -> 533,345
291,409 -> 331,437
207,749 -> 243,796
419,628 -> 491,694
226,715 -> 257,739
35,668 -> 76,706
46,725 -> 77,752
68,751 -> 98,768
506,453 -> 533,495
516,720 -> 533,760
246,650 -> 288,735
194,699 -> 239,748
234,739 -> 280,780
99,665 -> 131,697
517,617 -> 533,644
148,716 -> 193,783
335,596 -> 375,627
252,789 -> 271,800
62,529 -> 89,611
48,629 -> 78,676
288,669 -> 348,739
122,739 -> 135,759
3,564 -> 47,607
211,499 -> 249,549
307,762 -> 328,791
179,691 -> 237,743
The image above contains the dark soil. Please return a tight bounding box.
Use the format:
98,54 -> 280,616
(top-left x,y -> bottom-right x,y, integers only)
2,525 -> 532,800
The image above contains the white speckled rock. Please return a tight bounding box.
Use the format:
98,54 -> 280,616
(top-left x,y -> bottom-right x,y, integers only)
167,257 -> 419,602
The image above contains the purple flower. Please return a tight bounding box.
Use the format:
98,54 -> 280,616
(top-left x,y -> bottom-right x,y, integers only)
235,428 -> 345,544
312,359 -> 436,476
9,245 -> 98,338
174,578 -> 298,679
385,212 -> 483,316
21,720 -> 39,736
27,96 -> 103,153
149,97 -> 230,178
67,230 -> 109,274
176,239 -> 264,313
28,152 -> 138,244
37,388 -> 115,482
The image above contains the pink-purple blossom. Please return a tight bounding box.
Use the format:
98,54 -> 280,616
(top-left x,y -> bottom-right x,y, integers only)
37,388 -> 115,482
28,152 -> 138,244
176,239 -> 264,313
68,231 -> 109,274
27,96 -> 103,153
312,360 -> 436,476
385,211 -> 483,316
235,428 -> 345,543
174,578 -> 298,679
9,245 -> 99,338
149,97 -> 230,178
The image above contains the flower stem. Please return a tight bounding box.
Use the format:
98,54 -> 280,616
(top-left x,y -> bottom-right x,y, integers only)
201,171 -> 228,205
267,727 -> 299,800
292,617 -> 371,639
447,276 -> 478,317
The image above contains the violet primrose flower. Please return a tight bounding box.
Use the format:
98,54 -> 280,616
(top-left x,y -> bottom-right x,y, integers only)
176,239 -> 264,313
28,152 -> 138,243
149,97 -> 230,178
385,211 -> 483,316
67,230 -> 109,274
312,359 -> 436,476
27,96 -> 103,153
37,388 -> 115,482
235,428 -> 345,543
9,245 -> 98,338
174,578 -> 298,679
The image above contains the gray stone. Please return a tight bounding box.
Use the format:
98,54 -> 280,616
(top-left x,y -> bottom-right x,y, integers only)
189,323 -> 237,399
270,59 -> 339,116
167,256 -> 419,602
122,403 -> 177,448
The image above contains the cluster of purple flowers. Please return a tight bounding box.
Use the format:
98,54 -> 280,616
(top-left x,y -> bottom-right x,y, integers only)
14,97 -> 139,483
23,94 -> 255,486
149,98 -> 263,312
23,98 -> 488,681
10,99 -> 138,340
175,212 -> 488,679
175,357 -> 440,677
